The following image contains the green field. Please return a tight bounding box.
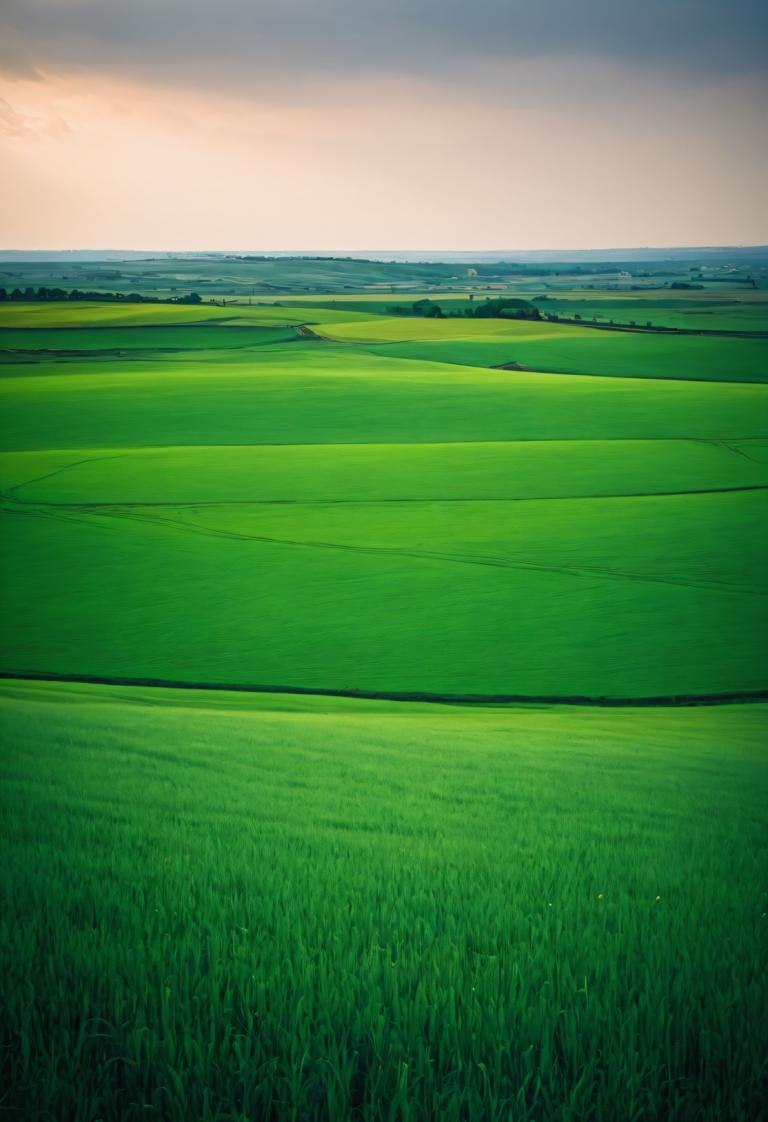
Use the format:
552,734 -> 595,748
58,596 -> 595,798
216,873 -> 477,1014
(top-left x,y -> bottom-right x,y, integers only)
529,291 -> 768,333
1,275 -> 767,1120
0,301 -> 378,329
2,682 -> 766,1121
0,324 -> 302,355
2,336 -> 767,697
316,317 -> 768,383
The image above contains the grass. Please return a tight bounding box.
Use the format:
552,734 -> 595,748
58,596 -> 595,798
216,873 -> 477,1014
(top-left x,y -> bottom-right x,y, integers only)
529,293 -> 768,333
2,681 -> 766,1122
3,481 -> 765,696
2,343 -> 767,698
4,438 -> 767,503
0,325 -> 301,355
0,302 -> 379,330
314,317 -> 768,384
2,287 -> 767,1120
4,349 -> 768,451
316,319 -> 583,343
258,292 -> 768,334
369,336 -> 768,384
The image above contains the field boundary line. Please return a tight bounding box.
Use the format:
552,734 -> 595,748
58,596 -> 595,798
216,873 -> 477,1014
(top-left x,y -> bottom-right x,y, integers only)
2,672 -> 766,709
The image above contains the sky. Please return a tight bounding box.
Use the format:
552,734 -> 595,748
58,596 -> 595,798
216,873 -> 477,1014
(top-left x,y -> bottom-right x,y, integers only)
1,0 -> 766,252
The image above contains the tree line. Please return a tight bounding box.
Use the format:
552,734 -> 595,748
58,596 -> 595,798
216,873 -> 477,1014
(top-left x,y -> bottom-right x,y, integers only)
384,298 -> 542,320
0,287 -> 203,305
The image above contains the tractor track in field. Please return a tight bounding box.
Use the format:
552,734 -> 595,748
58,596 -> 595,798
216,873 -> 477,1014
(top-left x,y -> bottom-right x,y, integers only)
2,493 -> 765,598
3,482 -> 767,506
718,441 -> 768,465
2,452 -> 132,496
4,440 -> 768,507
1,670 -> 766,709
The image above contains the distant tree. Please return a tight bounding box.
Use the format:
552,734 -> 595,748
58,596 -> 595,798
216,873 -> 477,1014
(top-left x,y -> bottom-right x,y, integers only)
411,299 -> 443,318
472,298 -> 540,321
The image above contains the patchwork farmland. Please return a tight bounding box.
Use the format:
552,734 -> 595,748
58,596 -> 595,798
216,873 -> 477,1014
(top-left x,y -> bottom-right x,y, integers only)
1,268 -> 767,1120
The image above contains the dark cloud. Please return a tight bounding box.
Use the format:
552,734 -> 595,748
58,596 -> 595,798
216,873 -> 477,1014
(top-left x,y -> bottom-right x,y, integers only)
2,0 -> 767,88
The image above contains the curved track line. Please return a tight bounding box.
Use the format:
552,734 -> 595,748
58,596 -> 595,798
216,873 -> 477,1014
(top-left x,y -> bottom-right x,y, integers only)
5,483 -> 768,506
2,671 -> 766,709
2,498 -> 764,598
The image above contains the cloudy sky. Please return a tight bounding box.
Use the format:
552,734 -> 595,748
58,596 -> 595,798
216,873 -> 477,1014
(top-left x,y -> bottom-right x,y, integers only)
1,0 -> 766,251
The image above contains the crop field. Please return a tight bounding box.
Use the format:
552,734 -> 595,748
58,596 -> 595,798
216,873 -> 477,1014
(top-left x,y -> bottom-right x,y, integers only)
532,296 -> 768,333
523,286 -> 768,323
0,325 -> 304,357
0,256 -> 487,298
317,317 -> 768,383
0,301 -> 377,329
2,451 -> 767,697
1,276 -> 767,1120
2,681 -> 767,1122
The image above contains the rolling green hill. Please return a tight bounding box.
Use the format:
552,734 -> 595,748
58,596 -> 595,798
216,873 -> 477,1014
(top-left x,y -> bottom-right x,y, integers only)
318,316 -> 768,383
2,283 -> 767,1122
1,302 -> 767,699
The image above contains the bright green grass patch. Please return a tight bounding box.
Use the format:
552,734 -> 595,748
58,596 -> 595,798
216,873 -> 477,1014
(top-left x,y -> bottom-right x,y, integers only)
357,335 -> 768,384
2,341 -> 766,697
0,325 -> 300,354
3,486 -> 766,696
3,350 -> 767,451
0,303 -> 240,328
0,302 -> 379,329
315,315 -> 768,383
320,317 -> 584,343
2,682 -> 766,1121
2,439 -> 767,504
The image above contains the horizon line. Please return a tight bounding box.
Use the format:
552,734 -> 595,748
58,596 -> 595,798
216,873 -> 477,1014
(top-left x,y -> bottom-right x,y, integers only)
1,243 -> 767,258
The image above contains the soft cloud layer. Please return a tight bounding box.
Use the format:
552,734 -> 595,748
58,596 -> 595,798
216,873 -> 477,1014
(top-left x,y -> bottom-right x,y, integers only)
1,1 -> 766,250
3,0 -> 767,87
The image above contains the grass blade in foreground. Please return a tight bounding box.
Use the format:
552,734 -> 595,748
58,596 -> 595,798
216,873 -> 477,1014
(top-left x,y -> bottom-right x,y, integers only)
1,681 -> 766,1122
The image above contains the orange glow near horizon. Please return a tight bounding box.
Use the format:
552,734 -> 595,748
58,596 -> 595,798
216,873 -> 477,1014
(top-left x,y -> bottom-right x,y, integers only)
1,67 -> 766,251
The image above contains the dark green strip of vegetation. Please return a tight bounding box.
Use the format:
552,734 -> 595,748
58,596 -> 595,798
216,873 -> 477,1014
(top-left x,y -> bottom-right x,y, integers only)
3,671 -> 766,708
